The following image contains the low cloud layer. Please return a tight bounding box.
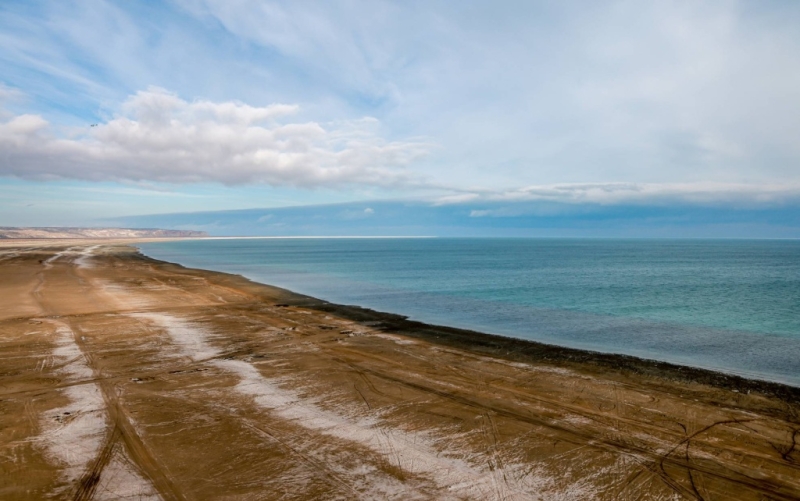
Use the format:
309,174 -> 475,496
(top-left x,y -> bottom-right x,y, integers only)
0,88 -> 429,187
109,200 -> 800,239
439,182 -> 800,208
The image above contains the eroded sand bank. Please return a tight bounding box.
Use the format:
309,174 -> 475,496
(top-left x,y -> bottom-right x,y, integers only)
0,243 -> 798,500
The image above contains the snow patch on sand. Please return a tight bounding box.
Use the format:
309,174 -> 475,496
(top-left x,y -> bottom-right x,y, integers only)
74,245 -> 100,269
38,323 -> 107,485
217,359 -> 577,500
93,450 -> 161,501
99,280 -> 156,309
43,249 -> 69,269
41,246 -> 98,270
0,250 -> 19,262
528,365 -> 578,377
130,312 -> 220,361
38,322 -> 160,499
136,312 -> 595,500
373,333 -> 417,345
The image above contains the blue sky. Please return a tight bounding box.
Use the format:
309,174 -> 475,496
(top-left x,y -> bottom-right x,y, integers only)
1,0 -> 799,235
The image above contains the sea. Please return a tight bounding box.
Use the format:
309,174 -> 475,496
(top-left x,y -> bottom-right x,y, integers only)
139,238 -> 800,386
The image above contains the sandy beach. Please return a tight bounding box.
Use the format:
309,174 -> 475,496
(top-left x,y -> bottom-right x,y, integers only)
1,242 -> 799,500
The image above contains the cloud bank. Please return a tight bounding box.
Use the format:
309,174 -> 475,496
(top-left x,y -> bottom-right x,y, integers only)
437,182 -> 800,208
0,88 -> 429,187
110,200 -> 800,239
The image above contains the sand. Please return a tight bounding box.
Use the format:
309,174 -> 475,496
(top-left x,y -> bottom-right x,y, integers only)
0,243 -> 798,500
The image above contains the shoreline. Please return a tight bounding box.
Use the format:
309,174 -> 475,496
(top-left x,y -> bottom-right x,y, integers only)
2,242 -> 799,499
133,246 -> 800,402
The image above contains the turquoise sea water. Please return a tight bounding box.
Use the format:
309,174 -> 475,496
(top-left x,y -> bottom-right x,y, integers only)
139,238 -> 800,386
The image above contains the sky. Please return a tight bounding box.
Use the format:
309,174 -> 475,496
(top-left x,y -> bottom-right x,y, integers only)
1,0 -> 799,236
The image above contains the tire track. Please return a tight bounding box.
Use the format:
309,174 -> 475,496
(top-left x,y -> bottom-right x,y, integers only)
32,248 -> 172,501
134,311 -> 555,500
329,356 -> 800,501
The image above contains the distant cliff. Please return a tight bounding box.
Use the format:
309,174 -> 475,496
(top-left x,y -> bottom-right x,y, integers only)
0,227 -> 207,239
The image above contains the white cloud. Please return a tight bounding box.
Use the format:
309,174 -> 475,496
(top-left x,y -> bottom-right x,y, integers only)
170,1 -> 800,190
0,88 -> 430,187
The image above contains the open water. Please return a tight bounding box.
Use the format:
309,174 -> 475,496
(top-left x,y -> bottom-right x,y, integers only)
139,238 -> 800,386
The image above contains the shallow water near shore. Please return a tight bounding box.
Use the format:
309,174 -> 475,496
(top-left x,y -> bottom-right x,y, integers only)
140,238 -> 800,386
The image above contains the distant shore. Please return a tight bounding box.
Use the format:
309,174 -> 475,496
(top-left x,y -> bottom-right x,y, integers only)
0,226 -> 207,240
0,236 -> 198,248
1,242 -> 798,499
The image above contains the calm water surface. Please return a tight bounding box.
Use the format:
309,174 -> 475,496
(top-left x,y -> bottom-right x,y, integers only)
139,238 -> 800,386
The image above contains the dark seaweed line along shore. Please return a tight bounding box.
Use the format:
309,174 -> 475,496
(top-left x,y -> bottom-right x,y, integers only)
134,248 -> 800,405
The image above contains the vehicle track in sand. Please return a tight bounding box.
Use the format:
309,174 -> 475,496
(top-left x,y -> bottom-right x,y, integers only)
323,354 -> 799,501
29,249 -> 175,501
